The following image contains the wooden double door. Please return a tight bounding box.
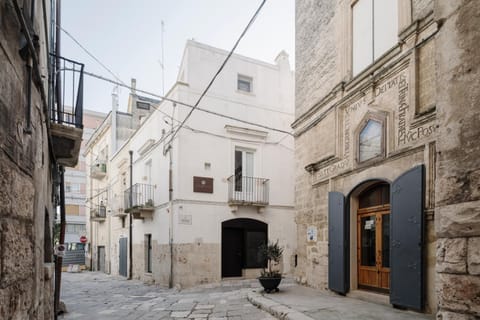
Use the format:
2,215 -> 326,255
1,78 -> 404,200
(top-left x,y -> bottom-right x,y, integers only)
357,205 -> 390,292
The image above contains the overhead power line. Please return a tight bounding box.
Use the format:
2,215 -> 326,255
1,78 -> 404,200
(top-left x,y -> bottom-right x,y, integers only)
166,0 -> 268,145
59,25 -> 126,85
82,70 -> 293,136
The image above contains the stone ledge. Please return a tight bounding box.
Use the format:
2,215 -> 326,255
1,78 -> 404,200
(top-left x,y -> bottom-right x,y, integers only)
247,290 -> 314,320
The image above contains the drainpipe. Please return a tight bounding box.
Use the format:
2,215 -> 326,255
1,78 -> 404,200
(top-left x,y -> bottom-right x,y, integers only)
168,146 -> 173,288
54,166 -> 66,317
128,150 -> 133,280
54,0 -> 62,122
168,102 -> 176,289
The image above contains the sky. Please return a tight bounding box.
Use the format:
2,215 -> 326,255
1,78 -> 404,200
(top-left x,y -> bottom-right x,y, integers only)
61,0 -> 295,114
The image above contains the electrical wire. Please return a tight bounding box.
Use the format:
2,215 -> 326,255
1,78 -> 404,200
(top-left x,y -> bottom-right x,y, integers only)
83,70 -> 293,136
59,25 -> 126,85
166,0 -> 268,146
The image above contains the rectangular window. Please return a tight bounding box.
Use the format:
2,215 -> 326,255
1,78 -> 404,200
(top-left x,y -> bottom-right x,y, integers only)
352,0 -> 398,75
145,234 -> 152,273
237,75 -> 252,93
65,205 -> 80,216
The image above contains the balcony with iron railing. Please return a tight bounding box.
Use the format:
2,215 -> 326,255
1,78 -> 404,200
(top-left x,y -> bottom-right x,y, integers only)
227,176 -> 269,211
90,160 -> 107,179
49,54 -> 84,167
90,204 -> 106,222
124,183 -> 155,219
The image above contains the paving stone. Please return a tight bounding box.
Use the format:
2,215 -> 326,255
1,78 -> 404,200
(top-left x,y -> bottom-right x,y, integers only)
171,311 -> 191,318
59,272 -> 274,320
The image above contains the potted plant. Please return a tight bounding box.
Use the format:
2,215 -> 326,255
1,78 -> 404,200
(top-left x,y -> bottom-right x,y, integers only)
258,240 -> 284,293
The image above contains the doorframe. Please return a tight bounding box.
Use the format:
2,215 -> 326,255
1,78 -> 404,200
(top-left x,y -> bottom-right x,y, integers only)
220,218 -> 268,279
346,178 -> 391,293
356,206 -> 390,293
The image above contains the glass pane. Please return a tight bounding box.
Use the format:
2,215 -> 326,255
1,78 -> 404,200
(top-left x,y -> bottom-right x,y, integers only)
245,231 -> 267,268
359,120 -> 382,162
353,0 -> 373,75
238,79 -> 251,92
235,150 -> 242,191
382,214 -> 390,268
245,152 -> 254,177
359,183 -> 390,208
373,0 -> 398,59
361,216 -> 376,266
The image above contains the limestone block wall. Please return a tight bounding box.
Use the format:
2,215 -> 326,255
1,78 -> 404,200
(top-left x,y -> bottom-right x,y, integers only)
434,0 -> 480,318
0,2 -> 55,319
295,0 -> 338,118
294,0 -> 442,313
172,243 -> 220,288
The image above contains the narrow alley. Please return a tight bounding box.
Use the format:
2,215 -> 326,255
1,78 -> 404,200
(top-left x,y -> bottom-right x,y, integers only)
59,272 -> 276,320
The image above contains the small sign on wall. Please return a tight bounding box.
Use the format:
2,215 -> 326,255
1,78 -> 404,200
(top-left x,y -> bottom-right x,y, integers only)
193,176 -> 214,193
307,226 -> 317,242
178,214 -> 192,225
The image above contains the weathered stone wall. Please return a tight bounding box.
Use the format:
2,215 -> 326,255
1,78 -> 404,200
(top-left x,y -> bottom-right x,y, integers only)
0,1 -> 55,319
434,0 -> 480,318
294,0 -> 440,314
295,0 -> 338,118
133,241 -> 220,288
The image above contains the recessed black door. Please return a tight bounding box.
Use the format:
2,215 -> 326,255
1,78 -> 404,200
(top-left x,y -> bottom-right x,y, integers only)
222,228 -> 243,277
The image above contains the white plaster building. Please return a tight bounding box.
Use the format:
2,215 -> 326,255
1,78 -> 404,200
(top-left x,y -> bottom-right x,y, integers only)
86,40 -> 296,288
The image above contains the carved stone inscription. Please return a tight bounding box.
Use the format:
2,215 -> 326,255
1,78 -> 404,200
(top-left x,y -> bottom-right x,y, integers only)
397,74 -> 435,145
311,68 -> 434,185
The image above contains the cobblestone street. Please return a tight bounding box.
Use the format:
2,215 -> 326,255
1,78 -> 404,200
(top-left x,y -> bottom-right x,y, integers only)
59,272 -> 276,320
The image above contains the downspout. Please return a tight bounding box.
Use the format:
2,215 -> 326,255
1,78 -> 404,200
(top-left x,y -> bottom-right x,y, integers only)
168,102 -> 176,288
54,166 -> 66,317
54,0 -> 62,122
128,150 -> 133,280
53,1 -> 63,317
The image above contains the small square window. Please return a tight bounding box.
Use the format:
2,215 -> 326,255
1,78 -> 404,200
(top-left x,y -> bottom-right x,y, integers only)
237,75 -> 252,93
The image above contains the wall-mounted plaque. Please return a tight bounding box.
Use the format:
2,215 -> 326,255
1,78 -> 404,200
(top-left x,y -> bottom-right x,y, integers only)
193,176 -> 214,193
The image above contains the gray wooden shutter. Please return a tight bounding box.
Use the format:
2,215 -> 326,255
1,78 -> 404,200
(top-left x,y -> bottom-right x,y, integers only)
390,165 -> 424,310
328,191 -> 348,294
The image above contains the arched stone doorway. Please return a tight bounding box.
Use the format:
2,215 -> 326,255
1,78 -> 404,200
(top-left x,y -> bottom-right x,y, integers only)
221,218 -> 267,278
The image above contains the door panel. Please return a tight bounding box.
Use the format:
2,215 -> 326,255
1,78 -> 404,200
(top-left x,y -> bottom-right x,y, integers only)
222,228 -> 243,277
98,246 -> 105,273
390,165 -> 424,310
357,210 -> 390,292
119,238 -> 127,277
328,192 -> 348,294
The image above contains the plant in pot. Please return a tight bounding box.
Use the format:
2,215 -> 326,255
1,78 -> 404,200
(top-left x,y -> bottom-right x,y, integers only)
258,240 -> 284,293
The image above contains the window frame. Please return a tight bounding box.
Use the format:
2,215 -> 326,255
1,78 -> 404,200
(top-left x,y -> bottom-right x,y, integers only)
237,74 -> 253,93
351,0 -> 399,76
354,112 -> 387,165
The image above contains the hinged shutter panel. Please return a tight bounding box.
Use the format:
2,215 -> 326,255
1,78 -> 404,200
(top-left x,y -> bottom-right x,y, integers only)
390,165 -> 424,310
328,191 -> 348,294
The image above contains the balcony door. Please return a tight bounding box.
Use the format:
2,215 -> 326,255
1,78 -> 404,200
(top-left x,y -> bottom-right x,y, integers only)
234,149 -> 254,200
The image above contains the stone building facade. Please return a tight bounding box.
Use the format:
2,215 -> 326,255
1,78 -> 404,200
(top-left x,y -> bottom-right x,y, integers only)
0,0 -> 84,318
294,0 -> 479,318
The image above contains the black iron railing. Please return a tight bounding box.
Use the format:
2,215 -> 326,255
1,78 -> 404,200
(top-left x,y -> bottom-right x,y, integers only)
227,175 -> 269,205
50,54 -> 84,128
124,183 -> 155,212
91,205 -> 106,219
